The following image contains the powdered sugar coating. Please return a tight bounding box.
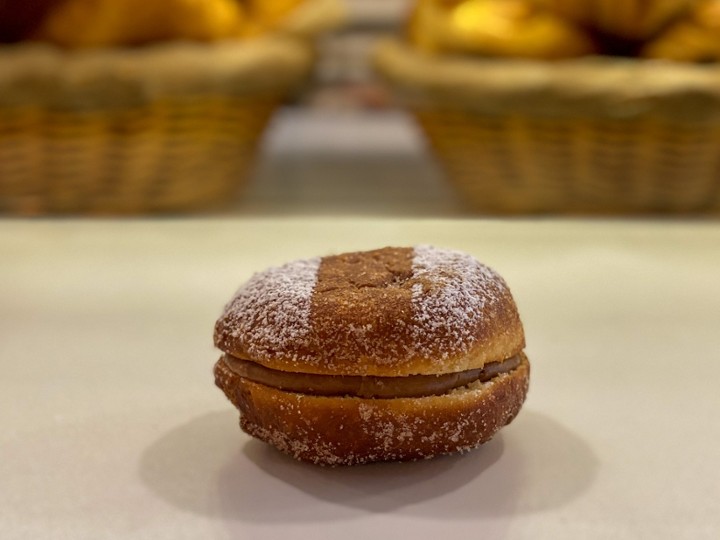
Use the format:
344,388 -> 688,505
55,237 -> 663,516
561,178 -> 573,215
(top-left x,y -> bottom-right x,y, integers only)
410,245 -> 510,359
216,257 -> 320,361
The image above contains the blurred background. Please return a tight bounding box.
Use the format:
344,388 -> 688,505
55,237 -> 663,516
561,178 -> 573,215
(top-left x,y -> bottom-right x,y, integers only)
2,0 -> 720,217
4,5 -> 720,538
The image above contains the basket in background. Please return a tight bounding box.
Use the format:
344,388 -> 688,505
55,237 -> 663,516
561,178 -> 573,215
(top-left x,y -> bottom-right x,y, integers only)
0,0 -> 344,215
375,40 -> 720,215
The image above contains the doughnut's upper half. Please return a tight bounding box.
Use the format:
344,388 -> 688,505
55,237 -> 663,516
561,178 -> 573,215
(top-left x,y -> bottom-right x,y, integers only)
214,246 -> 525,376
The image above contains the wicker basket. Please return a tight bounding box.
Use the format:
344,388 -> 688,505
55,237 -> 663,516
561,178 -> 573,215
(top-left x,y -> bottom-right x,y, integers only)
375,40 -> 720,215
0,38 -> 315,214
0,0 -> 346,215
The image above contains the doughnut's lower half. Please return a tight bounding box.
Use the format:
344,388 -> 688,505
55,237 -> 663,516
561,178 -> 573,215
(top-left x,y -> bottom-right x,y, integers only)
214,353 -> 530,466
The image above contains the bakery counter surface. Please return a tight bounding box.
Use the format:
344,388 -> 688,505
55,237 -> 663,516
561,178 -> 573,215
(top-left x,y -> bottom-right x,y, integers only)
1,218 -> 719,539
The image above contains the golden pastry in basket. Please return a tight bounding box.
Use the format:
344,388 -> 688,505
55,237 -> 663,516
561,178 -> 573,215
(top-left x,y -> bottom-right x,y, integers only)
642,0 -> 720,61
34,0 -> 247,47
239,0 -> 305,36
409,0 -> 596,59
245,0 -> 305,27
531,0 -> 695,40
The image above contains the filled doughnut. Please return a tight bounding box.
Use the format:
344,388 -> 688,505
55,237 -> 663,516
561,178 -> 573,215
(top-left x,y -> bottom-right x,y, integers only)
214,246 -> 530,465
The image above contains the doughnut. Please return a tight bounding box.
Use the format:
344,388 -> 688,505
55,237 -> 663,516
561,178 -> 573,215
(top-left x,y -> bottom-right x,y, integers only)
213,246 -> 530,466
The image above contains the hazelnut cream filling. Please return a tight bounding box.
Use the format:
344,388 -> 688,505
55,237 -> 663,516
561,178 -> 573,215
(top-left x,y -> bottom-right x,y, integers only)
222,354 -> 521,399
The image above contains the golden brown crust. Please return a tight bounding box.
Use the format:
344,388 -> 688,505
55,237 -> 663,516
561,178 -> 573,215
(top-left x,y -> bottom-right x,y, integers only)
214,353 -> 530,465
214,246 -> 525,376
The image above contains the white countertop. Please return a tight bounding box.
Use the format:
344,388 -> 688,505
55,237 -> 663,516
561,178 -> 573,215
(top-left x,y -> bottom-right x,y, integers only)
1,218 -> 719,539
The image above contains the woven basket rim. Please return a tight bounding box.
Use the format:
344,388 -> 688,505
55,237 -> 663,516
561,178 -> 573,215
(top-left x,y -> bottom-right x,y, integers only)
374,39 -> 720,122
